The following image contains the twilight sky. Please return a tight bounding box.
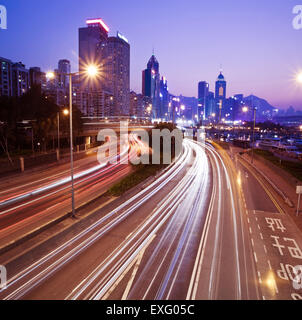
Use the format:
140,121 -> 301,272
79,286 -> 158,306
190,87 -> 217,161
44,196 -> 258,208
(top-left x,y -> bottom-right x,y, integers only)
1,0 -> 302,109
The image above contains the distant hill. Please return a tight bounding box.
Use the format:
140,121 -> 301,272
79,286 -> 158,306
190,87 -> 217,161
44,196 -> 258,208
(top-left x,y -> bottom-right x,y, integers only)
243,95 -> 276,121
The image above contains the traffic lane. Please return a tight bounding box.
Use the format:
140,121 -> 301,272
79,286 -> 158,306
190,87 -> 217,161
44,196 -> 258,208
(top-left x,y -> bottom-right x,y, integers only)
20,161 -> 191,300
247,210 -> 302,300
193,145 -> 259,300
0,161 -> 131,228
0,147 -> 102,201
0,141 -> 121,204
0,164 -> 132,248
237,161 -> 279,213
123,161 -> 211,299
235,158 -> 302,299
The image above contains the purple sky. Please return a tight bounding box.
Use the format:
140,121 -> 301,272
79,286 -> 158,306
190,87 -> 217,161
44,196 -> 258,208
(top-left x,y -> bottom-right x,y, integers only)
1,0 -> 302,109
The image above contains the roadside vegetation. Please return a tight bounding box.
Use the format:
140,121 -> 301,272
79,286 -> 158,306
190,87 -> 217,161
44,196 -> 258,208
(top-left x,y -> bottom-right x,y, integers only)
0,85 -> 83,163
106,123 -> 179,196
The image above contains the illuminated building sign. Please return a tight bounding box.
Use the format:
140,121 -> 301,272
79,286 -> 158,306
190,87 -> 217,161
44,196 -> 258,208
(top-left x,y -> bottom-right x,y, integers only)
86,18 -> 109,32
117,32 -> 129,43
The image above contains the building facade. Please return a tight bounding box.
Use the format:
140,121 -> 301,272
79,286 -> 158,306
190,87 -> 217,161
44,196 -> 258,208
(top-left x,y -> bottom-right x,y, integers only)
198,81 -> 209,123
0,57 -> 13,97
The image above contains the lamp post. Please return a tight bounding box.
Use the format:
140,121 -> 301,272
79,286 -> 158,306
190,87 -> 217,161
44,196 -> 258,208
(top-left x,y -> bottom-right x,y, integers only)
57,108 -> 69,154
242,105 -> 257,164
47,65 -> 98,218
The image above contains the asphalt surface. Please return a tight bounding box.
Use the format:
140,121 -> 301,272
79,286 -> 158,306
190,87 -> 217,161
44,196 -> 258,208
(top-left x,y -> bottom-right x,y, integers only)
1,139 -> 302,300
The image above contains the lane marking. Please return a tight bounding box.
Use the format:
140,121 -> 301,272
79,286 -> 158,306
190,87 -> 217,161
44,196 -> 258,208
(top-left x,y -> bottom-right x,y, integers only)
121,235 -> 155,300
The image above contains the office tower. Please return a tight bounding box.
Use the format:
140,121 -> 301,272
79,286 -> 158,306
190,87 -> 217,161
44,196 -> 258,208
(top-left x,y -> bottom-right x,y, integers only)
78,20 -> 130,117
29,67 -> 46,92
160,77 -> 169,121
58,59 -> 71,88
130,91 -> 144,119
198,81 -> 209,122
0,57 -> 13,97
77,19 -> 111,116
142,55 -> 161,120
215,71 -> 227,122
101,33 -> 130,117
206,91 -> 216,119
12,62 -> 30,97
79,19 -> 109,78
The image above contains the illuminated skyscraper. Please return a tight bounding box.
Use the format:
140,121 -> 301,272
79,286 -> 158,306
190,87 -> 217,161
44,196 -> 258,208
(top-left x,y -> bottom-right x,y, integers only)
198,81 -> 209,122
142,55 -> 161,119
215,71 -> 227,122
101,33 -> 130,117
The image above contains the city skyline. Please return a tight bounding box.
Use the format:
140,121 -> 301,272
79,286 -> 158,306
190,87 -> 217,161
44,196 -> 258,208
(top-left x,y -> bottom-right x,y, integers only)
1,0 -> 302,110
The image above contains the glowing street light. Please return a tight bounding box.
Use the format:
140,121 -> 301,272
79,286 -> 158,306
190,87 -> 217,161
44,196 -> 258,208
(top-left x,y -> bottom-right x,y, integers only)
46,71 -> 55,80
242,106 -> 249,113
299,125 -> 302,131
87,65 -> 98,77
297,72 -> 302,84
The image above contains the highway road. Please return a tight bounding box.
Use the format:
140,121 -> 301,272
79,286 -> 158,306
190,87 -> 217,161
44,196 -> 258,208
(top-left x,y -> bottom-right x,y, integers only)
0,137 -> 134,250
0,138 -> 302,300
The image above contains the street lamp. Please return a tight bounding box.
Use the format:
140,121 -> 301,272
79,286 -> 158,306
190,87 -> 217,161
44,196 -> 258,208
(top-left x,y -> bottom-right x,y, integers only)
296,72 -> 302,84
57,108 -> 69,156
242,105 -> 257,164
47,65 -> 98,218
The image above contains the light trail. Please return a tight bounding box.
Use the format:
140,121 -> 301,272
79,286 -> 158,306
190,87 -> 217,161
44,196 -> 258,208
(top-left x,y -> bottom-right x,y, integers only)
0,141 -> 190,300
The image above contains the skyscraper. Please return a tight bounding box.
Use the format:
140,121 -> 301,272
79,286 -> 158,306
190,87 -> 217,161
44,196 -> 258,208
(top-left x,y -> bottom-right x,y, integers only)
142,55 -> 161,120
77,19 -> 110,116
79,19 -> 109,78
215,71 -> 227,122
78,20 -> 130,117
198,81 -> 209,122
101,33 -> 130,117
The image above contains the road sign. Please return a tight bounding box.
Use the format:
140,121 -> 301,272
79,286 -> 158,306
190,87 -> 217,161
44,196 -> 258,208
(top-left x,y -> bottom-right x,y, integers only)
297,186 -> 302,194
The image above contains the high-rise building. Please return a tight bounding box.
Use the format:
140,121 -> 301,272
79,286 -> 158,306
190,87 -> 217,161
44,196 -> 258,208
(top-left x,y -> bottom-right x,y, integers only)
198,81 -> 209,122
12,62 -> 30,97
206,91 -> 216,119
215,72 -> 227,122
159,77 -> 169,121
57,59 -> 71,88
0,57 -> 13,97
101,33 -> 130,117
29,67 -> 46,92
79,19 -> 109,78
129,91 -> 145,119
77,19 -> 110,116
78,20 -> 130,117
142,55 -> 161,120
